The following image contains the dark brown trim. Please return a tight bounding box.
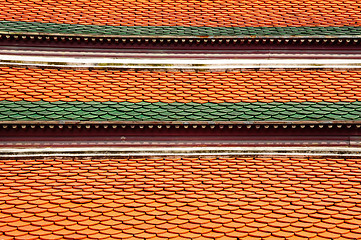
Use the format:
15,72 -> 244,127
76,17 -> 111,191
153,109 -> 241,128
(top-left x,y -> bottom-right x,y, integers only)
0,34 -> 361,50
1,122 -> 360,148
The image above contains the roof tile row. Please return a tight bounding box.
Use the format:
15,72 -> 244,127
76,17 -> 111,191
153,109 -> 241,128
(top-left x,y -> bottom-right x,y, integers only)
0,157 -> 361,239
1,68 -> 360,103
0,0 -> 360,27
1,100 -> 360,121
1,21 -> 361,36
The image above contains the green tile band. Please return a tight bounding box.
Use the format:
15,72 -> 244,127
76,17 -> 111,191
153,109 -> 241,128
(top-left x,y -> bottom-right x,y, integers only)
0,101 -> 360,121
1,21 -> 361,36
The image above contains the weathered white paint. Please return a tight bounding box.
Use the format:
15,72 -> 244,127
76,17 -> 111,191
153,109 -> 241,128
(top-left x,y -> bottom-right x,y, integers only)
0,146 -> 360,157
1,54 -> 361,69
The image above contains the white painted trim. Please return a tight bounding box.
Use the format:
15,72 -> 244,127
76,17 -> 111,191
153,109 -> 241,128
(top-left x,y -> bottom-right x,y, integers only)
1,54 -> 361,69
1,146 -> 361,158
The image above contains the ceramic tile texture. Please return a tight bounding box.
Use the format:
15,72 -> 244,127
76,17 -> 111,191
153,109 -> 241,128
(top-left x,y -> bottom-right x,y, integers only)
1,68 -> 360,103
0,0 -> 361,36
1,156 -> 361,239
0,0 -> 360,27
0,67 -> 360,121
2,100 -> 361,121
1,21 -> 361,36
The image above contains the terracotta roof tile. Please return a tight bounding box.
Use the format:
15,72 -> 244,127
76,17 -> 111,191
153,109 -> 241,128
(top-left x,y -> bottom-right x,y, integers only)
1,67 -> 361,122
0,157 -> 361,238
0,0 -> 360,28
2,68 -> 361,103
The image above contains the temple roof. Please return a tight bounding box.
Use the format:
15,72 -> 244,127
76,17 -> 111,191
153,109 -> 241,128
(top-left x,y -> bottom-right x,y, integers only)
1,1 -> 361,239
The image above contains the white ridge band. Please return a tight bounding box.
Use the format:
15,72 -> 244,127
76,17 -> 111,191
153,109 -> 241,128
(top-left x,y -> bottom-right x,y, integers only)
1,146 -> 361,158
1,54 -> 361,69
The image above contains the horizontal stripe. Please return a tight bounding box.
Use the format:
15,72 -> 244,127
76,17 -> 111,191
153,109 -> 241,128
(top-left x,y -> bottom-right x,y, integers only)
0,68 -> 360,103
3,48 -> 361,59
0,101 -> 360,121
0,0 -> 360,28
4,55 -> 361,69
1,21 -> 361,36
2,147 -> 361,158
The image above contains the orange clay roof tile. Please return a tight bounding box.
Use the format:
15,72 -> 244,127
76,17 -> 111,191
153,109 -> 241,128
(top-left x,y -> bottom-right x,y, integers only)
0,0 -> 360,28
1,157 -> 361,238
1,67 -> 361,103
